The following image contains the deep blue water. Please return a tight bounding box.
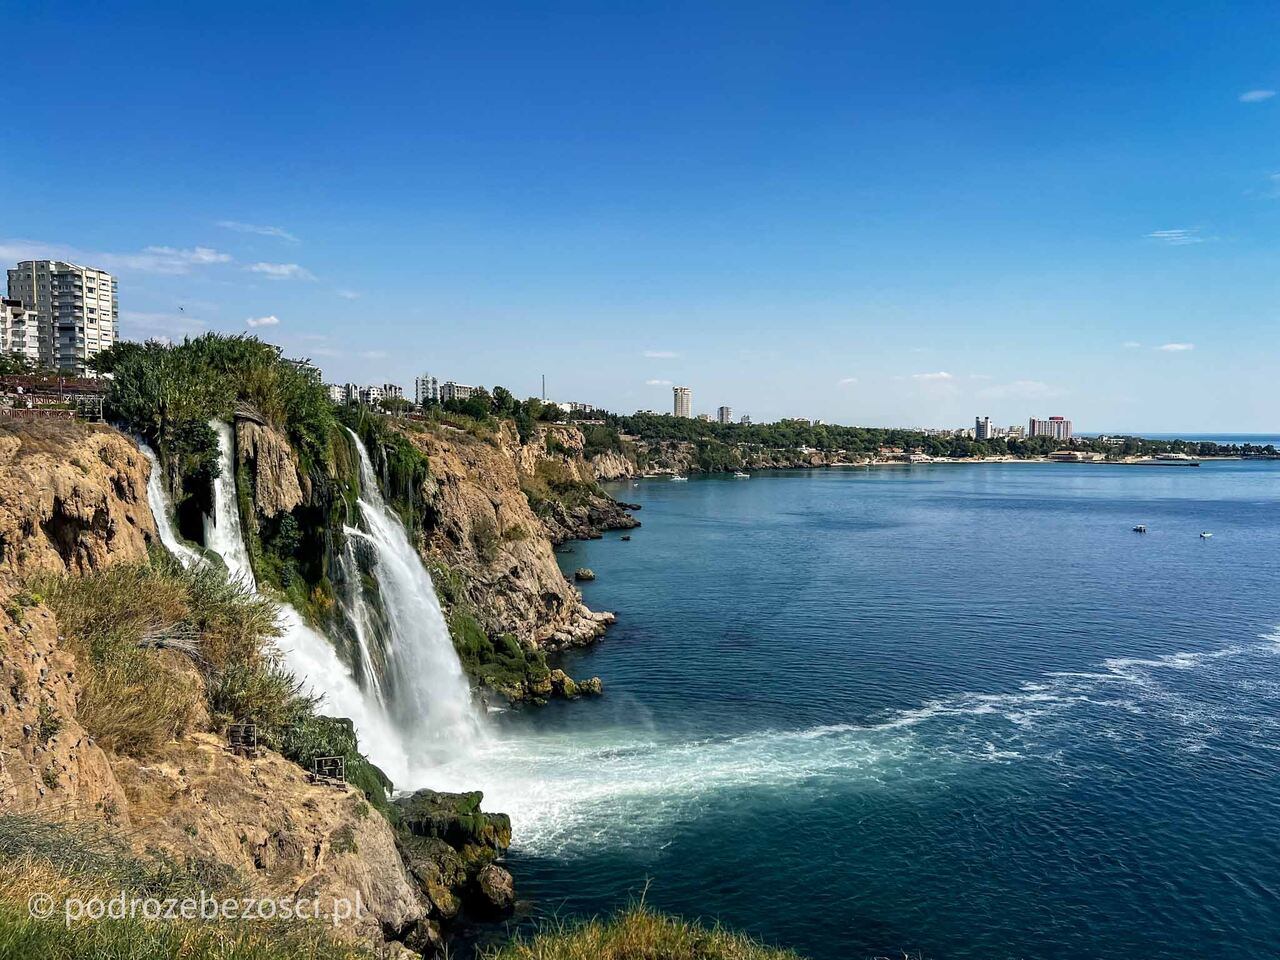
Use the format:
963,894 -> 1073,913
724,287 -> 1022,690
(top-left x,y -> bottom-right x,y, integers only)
464,461 -> 1280,960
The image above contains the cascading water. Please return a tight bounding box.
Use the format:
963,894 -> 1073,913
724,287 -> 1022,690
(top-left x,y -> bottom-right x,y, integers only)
202,420 -> 410,782
139,440 -> 204,570
343,428 -> 484,765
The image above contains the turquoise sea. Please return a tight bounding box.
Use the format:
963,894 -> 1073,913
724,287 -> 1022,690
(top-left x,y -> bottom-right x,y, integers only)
468,460 -> 1280,960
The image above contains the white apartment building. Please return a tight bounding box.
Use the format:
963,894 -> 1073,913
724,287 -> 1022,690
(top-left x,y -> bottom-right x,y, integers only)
673,385 -> 691,418
359,385 -> 385,406
325,384 -> 346,403
975,416 -> 994,440
439,381 -> 476,403
1029,416 -> 1073,441
415,374 -> 439,406
1,297 -> 40,363
7,260 -> 118,374
383,383 -> 404,401
740,414 -> 752,425
717,405 -> 733,424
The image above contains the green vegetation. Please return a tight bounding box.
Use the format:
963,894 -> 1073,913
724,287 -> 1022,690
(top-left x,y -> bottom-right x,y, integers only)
32,553 -> 392,811
520,460 -> 602,518
0,814 -> 366,960
483,904 -> 802,960
95,335 -> 338,526
607,411 -> 1277,465
428,562 -> 553,701
337,404 -> 432,533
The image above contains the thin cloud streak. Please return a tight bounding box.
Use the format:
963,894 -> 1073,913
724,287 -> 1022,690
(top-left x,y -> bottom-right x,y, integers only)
1157,342 -> 1194,352
217,220 -> 299,242
249,262 -> 316,281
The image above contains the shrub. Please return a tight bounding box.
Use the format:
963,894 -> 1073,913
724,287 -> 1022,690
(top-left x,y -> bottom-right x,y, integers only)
483,903 -> 803,960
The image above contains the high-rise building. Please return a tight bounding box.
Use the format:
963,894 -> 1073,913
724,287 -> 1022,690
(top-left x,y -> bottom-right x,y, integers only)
740,414 -> 752,426
415,373 -> 439,406
673,385 -> 691,418
383,383 -> 404,401
1029,416 -> 1073,440
7,260 -> 117,375
1,297 -> 40,364
975,415 -> 994,440
717,405 -> 733,424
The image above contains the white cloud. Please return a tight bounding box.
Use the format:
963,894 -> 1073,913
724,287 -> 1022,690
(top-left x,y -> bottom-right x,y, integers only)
334,288 -> 361,300
249,262 -> 316,281
1157,342 -> 1194,352
0,239 -> 233,275
1239,89 -> 1276,103
1123,341 -> 1142,348
1145,228 -> 1205,245
643,350 -> 679,359
911,371 -> 953,381
217,220 -> 299,242
246,315 -> 279,328
977,379 -> 1059,400
836,377 -> 858,386
645,378 -> 673,386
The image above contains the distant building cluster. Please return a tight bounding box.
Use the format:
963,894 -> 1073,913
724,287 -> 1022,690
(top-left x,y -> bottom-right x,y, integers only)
4,260 -> 118,375
670,384 -> 745,424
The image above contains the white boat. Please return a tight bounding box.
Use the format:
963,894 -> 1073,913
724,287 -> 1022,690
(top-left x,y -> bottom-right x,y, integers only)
670,475 -> 689,482
733,471 -> 750,478
1200,531 -> 1213,539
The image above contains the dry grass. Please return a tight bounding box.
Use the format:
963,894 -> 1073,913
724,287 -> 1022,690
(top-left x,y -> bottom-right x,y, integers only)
31,552 -> 289,755
0,814 -> 369,960
0,419 -> 108,458
483,904 -> 803,960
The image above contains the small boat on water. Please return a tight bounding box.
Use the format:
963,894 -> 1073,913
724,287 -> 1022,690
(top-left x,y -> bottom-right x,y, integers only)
670,475 -> 689,482
733,471 -> 750,478
1132,525 -> 1147,533
1200,531 -> 1213,539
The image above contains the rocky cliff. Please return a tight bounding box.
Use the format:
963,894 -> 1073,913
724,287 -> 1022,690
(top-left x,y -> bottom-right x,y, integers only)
0,421 -> 506,956
401,420 -> 617,649
0,421 -> 156,579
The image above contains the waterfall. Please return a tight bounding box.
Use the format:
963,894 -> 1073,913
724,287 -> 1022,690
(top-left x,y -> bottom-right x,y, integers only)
343,427 -> 484,765
139,440 -> 204,569
202,420 -> 410,783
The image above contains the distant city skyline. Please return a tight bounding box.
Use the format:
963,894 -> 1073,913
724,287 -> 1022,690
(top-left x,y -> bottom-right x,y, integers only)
3,3 -> 1278,431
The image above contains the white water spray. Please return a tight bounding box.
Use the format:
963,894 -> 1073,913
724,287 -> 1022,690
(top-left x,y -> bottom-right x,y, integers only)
202,420 -> 411,782
343,428 -> 484,767
139,440 -> 204,569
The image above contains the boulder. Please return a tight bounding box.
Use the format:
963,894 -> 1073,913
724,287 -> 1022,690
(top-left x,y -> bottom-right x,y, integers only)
574,568 -> 595,581
578,676 -> 604,696
395,789 -> 512,856
471,863 -> 515,918
549,669 -> 579,699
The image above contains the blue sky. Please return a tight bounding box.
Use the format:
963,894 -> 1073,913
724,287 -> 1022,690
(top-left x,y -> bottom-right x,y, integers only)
3,1 -> 1278,431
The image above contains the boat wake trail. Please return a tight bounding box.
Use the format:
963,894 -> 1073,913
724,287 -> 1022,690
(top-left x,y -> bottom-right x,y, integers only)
432,630 -> 1280,856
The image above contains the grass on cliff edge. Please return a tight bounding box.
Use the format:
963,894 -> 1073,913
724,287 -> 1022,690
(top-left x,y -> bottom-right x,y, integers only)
0,814 -> 367,960
483,905 -> 802,960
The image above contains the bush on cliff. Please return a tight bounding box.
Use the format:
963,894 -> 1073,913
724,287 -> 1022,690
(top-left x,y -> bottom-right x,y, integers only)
483,904 -> 802,960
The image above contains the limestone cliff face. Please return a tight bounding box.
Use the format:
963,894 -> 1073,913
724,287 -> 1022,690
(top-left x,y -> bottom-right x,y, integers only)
110,734 -> 426,943
404,422 -> 615,648
0,594 -> 130,823
0,422 -> 155,578
590,450 -> 636,481
235,417 -> 305,517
